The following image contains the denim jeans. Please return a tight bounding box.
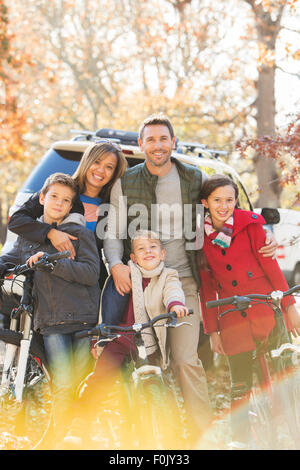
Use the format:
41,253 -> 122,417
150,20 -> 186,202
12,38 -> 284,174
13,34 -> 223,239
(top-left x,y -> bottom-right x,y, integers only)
43,333 -> 93,428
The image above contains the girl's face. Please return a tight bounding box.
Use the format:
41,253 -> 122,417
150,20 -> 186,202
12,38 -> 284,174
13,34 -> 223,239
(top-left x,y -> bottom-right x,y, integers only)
85,152 -> 117,197
201,185 -> 237,229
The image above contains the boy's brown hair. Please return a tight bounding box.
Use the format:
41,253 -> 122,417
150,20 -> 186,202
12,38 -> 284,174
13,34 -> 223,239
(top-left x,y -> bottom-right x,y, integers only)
41,172 -> 78,202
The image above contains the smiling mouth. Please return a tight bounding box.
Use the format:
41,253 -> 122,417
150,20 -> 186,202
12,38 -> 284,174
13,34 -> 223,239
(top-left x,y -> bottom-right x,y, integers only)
93,174 -> 104,180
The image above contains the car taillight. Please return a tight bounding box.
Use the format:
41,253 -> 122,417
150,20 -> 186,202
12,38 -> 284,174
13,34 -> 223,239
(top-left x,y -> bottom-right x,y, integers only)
277,245 -> 285,259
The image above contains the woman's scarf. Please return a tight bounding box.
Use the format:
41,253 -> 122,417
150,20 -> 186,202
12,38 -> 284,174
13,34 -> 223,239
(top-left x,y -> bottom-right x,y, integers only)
128,260 -> 165,356
204,213 -> 234,249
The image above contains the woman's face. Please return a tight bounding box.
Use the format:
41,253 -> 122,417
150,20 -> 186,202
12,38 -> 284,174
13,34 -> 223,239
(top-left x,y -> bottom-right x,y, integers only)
202,185 -> 237,229
85,152 -> 118,197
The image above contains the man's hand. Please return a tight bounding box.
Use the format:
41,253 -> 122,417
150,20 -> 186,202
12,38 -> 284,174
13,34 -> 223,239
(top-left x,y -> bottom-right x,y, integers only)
259,229 -> 278,259
111,263 -> 132,296
47,228 -> 77,259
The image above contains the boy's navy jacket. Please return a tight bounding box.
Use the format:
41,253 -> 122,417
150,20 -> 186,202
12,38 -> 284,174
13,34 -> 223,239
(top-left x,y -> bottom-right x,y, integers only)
0,213 -> 100,334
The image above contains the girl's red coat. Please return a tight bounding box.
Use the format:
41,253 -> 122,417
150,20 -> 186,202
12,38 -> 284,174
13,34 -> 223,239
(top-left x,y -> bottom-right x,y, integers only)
199,209 -> 294,356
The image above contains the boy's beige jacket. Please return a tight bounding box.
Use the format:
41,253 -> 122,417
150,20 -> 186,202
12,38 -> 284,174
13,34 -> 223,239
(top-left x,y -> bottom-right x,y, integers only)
129,260 -> 185,370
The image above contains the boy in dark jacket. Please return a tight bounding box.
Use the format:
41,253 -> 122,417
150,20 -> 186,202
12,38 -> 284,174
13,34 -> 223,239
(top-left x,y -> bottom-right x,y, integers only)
0,173 -> 100,442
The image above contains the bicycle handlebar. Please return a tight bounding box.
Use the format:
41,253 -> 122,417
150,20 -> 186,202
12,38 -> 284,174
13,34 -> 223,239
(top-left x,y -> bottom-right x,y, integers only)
4,251 -> 71,276
76,309 -> 194,340
206,285 -> 300,311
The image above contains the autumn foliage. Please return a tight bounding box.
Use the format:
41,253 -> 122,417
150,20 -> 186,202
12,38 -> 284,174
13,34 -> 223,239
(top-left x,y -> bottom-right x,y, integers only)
0,0 -> 28,160
236,115 -> 300,206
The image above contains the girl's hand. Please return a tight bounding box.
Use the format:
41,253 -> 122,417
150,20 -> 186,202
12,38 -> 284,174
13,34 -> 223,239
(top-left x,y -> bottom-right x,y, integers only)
26,251 -> 45,267
172,305 -> 189,318
210,331 -> 225,355
47,228 -> 77,259
287,305 -> 300,337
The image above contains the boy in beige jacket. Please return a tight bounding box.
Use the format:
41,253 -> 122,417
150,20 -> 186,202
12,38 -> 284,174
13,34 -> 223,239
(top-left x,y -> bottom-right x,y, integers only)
64,230 -> 188,447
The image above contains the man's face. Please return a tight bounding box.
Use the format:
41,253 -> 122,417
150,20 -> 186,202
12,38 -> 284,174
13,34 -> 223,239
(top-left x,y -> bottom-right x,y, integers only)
138,124 -> 175,170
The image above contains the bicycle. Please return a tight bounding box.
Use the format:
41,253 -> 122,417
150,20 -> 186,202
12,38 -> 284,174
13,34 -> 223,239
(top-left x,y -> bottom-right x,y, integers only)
70,310 -> 193,450
0,250 -> 70,450
206,284 -> 300,450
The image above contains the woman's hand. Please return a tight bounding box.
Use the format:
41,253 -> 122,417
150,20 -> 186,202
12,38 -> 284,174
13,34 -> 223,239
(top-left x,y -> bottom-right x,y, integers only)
47,228 -> 77,259
210,331 -> 225,355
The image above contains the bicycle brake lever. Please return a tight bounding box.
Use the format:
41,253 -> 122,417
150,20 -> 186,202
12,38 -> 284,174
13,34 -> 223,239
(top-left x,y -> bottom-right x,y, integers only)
168,321 -> 192,328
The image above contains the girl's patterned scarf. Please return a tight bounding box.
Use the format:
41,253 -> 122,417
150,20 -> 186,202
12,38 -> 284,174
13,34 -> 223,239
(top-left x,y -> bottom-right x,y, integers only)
204,213 -> 234,249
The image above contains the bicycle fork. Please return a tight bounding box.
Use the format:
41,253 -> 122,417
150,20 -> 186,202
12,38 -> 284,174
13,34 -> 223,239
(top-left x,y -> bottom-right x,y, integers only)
1,307 -> 33,402
1,318 -> 19,394
14,312 -> 33,402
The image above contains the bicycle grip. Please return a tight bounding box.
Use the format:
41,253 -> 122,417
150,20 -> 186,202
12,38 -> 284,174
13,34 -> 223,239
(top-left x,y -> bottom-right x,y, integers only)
75,328 -> 96,339
46,251 -> 71,262
206,297 -> 236,309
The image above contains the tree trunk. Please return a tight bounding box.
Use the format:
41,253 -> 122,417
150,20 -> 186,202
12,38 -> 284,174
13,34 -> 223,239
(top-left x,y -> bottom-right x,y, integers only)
244,0 -> 285,208
254,64 -> 281,207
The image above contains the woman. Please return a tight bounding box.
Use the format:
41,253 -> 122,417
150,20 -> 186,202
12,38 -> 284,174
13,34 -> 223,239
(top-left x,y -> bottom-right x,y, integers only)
198,174 -> 300,446
8,141 -> 128,288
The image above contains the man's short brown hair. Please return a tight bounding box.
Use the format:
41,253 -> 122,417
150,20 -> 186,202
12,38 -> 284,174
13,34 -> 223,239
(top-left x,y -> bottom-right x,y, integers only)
138,114 -> 175,141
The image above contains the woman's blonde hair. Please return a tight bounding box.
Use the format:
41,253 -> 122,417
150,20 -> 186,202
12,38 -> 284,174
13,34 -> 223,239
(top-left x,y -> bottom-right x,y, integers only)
72,141 -> 127,201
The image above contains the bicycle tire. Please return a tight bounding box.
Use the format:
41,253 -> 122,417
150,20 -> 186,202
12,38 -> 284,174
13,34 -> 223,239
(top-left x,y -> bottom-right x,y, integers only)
271,356 -> 300,449
249,381 -> 277,449
0,330 -> 52,450
132,375 -> 186,450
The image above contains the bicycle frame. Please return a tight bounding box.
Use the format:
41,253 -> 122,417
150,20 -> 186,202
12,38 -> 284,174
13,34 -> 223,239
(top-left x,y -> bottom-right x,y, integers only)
1,272 -> 34,401
0,251 -> 70,402
206,285 -> 300,449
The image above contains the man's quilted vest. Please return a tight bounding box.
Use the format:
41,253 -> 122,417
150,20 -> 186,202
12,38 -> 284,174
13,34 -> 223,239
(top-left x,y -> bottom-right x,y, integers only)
120,158 -> 203,287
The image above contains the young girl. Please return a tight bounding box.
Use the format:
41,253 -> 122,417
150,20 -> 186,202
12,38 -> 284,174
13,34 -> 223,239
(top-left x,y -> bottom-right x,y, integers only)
198,174 -> 300,446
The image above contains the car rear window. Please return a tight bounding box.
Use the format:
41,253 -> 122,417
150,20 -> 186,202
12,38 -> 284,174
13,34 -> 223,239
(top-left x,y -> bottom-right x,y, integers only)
21,149 -> 82,193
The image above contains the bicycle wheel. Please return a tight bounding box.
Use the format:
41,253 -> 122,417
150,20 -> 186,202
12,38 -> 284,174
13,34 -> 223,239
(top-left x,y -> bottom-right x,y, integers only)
271,356 -> 300,449
249,381 -> 277,449
0,329 -> 52,450
132,375 -> 186,450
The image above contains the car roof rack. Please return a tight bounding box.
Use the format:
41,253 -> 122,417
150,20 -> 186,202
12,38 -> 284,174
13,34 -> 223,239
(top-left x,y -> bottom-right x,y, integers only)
70,128 -> 227,158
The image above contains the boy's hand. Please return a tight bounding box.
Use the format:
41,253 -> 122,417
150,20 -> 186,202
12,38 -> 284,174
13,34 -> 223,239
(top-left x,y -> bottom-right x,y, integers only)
47,228 -> 77,259
26,251 -> 45,267
259,229 -> 278,259
172,305 -> 189,318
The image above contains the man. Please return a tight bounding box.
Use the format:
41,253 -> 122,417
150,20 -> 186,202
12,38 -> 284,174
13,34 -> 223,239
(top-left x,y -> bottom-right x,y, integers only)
103,114 -> 276,441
